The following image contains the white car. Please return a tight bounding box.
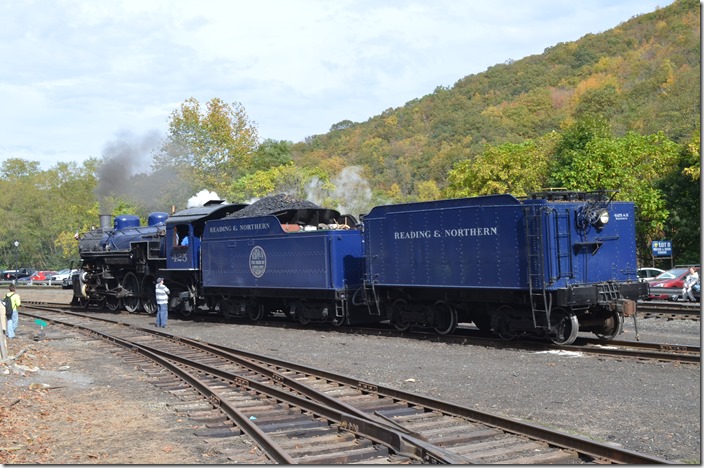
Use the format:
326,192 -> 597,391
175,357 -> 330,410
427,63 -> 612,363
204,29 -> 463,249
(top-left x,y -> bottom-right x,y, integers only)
50,269 -> 78,282
637,267 -> 666,282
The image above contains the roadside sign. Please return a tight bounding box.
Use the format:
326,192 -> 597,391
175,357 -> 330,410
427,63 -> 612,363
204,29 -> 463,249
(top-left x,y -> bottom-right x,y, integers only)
652,240 -> 673,257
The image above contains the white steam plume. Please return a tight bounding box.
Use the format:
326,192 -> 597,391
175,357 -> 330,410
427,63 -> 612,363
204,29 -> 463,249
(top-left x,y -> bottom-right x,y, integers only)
187,190 -> 224,208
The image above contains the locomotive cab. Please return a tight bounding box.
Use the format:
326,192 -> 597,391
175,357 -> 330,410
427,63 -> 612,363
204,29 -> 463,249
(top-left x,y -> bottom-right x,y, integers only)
167,223 -> 200,270
161,201 -> 248,315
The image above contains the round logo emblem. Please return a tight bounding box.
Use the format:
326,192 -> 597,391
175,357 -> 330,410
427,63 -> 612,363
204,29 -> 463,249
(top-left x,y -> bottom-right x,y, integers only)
249,246 -> 266,278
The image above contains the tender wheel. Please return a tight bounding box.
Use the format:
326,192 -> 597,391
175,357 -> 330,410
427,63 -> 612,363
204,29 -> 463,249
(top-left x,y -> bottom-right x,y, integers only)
292,300 -> 311,324
106,296 -> 121,312
248,303 -> 264,321
391,299 -> 410,332
495,305 -> 517,340
433,301 -> 458,335
141,275 -> 157,316
122,272 -> 141,313
550,308 -> 580,345
594,308 -> 623,340
177,296 -> 196,317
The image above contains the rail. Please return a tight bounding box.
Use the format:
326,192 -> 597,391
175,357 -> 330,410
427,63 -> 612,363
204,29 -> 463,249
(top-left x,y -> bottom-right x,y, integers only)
21,306 -> 673,464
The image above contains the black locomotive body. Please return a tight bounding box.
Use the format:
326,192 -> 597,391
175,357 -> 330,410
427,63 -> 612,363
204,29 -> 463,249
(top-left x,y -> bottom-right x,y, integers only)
72,212 -> 169,313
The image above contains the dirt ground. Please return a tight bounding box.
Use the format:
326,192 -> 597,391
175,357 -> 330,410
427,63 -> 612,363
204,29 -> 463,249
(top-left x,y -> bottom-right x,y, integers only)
0,327 -> 241,464
2,288 -> 700,464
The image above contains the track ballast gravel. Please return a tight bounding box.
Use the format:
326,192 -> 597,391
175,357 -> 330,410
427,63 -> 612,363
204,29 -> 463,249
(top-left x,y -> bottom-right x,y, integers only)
5,289 -> 701,463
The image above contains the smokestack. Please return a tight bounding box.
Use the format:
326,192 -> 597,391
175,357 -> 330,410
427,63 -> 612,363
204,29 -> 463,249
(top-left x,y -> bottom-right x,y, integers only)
99,214 -> 112,230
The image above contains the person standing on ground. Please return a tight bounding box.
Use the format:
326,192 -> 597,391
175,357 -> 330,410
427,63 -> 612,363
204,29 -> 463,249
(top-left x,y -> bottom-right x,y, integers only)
5,284 -> 21,338
155,277 -> 170,328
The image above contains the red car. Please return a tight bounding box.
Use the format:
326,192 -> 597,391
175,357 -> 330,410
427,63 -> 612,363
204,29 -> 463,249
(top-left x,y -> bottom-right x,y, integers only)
647,266 -> 700,300
17,270 -> 57,282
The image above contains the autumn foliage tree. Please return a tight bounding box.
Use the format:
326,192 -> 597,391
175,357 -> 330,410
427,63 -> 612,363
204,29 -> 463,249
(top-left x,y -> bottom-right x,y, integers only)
154,97 -> 259,200
444,133 -> 558,198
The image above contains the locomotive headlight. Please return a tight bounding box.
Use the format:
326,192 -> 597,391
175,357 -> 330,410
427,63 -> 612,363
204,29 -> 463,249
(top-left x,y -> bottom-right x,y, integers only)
595,209 -> 610,228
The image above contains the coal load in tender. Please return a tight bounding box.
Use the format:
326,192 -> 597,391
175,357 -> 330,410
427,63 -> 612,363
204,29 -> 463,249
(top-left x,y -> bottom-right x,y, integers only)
226,193 -> 322,219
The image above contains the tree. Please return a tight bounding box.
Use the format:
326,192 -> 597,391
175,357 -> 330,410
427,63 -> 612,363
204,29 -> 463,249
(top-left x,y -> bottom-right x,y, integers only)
0,158 -> 101,269
251,139 -> 293,172
154,97 -> 259,199
551,131 -> 681,263
659,130 -> 701,263
230,164 -> 332,203
444,134 -> 557,198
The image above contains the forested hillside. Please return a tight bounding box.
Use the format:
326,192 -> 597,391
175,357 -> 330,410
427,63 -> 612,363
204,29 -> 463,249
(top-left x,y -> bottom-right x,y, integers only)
0,0 -> 699,269
291,0 -> 699,199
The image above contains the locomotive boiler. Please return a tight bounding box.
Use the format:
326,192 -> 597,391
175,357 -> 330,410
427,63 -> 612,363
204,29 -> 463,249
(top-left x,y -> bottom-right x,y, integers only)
72,211 -> 169,313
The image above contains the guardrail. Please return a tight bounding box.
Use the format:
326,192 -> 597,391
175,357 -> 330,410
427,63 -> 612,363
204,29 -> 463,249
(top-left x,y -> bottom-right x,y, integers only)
0,280 -> 66,287
647,286 -> 689,300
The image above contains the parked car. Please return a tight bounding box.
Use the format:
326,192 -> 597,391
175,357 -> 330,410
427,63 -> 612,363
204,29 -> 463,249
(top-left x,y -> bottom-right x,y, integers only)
62,273 -> 79,289
648,266 -> 700,300
637,267 -> 666,282
2,268 -> 35,281
17,270 -> 57,283
49,269 -> 78,282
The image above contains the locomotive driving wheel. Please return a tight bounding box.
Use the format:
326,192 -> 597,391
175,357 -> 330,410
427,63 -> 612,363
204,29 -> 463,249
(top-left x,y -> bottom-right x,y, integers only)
141,275 -> 157,316
550,308 -> 579,345
121,272 -> 141,313
105,296 -> 121,312
433,301 -> 458,335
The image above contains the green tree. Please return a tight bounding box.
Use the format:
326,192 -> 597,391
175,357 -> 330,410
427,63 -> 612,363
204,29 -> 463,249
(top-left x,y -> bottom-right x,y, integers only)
445,134 -> 557,198
659,131 -> 701,263
0,158 -> 101,269
154,97 -> 259,199
551,131 -> 681,262
231,164 -> 332,202
251,139 -> 293,172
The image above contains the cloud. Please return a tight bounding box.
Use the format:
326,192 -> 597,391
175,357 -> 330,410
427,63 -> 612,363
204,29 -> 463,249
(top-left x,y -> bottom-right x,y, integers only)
0,0 -> 673,169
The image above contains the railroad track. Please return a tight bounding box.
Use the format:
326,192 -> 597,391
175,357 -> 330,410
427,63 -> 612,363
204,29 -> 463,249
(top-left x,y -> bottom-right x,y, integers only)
571,338 -> 701,363
334,325 -> 700,364
636,301 -> 701,321
20,300 -> 700,364
19,306 -> 673,464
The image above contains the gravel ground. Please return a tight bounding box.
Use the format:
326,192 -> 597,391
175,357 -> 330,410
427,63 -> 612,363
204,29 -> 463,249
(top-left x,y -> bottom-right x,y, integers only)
5,289 -> 702,463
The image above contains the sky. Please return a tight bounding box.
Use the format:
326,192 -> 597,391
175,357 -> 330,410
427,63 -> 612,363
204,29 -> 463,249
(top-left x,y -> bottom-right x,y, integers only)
0,0 -> 674,171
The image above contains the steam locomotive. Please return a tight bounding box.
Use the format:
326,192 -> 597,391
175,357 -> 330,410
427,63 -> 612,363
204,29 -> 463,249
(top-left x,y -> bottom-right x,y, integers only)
72,191 -> 647,345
